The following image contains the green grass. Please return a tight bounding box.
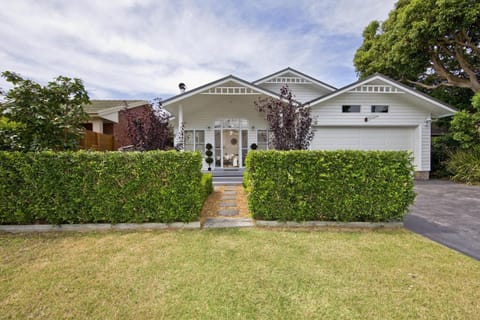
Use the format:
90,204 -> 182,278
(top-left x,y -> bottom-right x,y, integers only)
1,229 -> 479,319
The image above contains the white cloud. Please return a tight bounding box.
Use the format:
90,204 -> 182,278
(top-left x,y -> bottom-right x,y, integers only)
0,0 -> 396,99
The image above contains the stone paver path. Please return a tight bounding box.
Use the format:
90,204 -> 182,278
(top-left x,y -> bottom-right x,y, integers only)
201,185 -> 254,228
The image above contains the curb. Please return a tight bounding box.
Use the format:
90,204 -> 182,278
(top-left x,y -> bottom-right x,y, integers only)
255,221 -> 404,229
0,222 -> 201,233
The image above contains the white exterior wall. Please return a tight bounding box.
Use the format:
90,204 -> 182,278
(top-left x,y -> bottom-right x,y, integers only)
171,96 -> 268,170
258,82 -> 330,103
310,92 -> 431,171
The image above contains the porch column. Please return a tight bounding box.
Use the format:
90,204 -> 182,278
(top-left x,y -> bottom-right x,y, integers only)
178,104 -> 183,128
176,104 -> 184,149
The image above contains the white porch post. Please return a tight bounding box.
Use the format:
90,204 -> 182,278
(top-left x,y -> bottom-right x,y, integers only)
178,104 -> 183,128
176,104 -> 184,149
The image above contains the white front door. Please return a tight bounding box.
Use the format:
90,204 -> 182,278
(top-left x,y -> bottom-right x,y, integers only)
213,119 -> 249,169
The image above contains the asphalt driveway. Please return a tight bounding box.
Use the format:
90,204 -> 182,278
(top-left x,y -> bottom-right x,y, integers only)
404,180 -> 480,260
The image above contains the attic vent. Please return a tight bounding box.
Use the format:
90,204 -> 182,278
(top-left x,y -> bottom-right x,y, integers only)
265,77 -> 311,84
349,85 -> 403,93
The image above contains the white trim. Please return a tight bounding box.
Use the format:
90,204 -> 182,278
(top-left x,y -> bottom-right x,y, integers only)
308,75 -> 457,117
201,87 -> 261,95
254,68 -> 336,92
162,76 -> 282,106
265,77 -> 311,84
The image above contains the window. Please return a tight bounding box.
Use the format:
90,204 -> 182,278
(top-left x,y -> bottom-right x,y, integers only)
342,105 -> 360,113
184,130 -> 205,152
257,130 -> 270,150
371,105 -> 389,113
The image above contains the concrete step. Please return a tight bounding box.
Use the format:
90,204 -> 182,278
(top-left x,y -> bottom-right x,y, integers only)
213,177 -> 243,185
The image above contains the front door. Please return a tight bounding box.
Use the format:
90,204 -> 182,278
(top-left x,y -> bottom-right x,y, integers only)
213,119 -> 249,169
223,129 -> 240,168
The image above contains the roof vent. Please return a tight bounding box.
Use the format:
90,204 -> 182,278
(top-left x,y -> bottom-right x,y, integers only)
179,83 -> 186,93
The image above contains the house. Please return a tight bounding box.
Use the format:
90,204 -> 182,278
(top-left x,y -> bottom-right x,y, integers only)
162,67 -> 456,179
83,100 -> 150,148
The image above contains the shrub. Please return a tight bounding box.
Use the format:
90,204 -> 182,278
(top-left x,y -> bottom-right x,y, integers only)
431,135 -> 458,178
201,173 -> 214,198
244,150 -> 415,222
446,149 -> 480,184
0,151 -> 206,224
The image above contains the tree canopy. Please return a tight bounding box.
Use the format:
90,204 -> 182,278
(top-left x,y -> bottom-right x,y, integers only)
354,0 -> 480,93
0,71 -> 90,151
122,98 -> 172,151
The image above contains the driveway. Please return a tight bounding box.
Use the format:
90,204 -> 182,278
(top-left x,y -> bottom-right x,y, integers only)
404,180 -> 480,260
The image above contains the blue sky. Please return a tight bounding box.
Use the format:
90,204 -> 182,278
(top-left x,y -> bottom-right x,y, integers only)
0,0 -> 396,100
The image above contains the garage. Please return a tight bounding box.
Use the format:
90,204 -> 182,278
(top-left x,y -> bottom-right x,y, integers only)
311,126 -> 415,152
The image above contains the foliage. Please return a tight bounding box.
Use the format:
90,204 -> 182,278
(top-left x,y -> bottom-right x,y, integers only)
0,71 -> 90,151
447,149 -> 480,184
0,151 -> 206,224
124,98 -> 171,151
0,116 -> 23,150
450,92 -> 480,151
354,0 -> 480,93
430,135 -> 459,178
205,143 -> 213,168
254,85 -> 313,150
244,150 -> 415,222
175,122 -> 185,151
201,173 -> 213,197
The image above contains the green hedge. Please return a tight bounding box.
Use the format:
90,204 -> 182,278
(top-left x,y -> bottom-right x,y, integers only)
201,173 -> 214,198
0,151 -> 206,224
244,150 -> 415,222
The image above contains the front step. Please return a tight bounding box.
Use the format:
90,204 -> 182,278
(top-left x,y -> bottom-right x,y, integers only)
212,176 -> 243,185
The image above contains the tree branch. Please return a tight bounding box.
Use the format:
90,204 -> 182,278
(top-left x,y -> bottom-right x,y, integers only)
429,51 -> 477,91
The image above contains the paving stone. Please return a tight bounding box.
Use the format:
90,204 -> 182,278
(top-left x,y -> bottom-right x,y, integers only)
217,209 -> 239,216
223,191 -> 236,195
219,202 -> 237,207
221,195 -> 236,200
204,218 -> 254,228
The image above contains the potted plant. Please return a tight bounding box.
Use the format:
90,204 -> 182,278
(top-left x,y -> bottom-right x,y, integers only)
250,143 -> 258,150
205,143 -> 214,171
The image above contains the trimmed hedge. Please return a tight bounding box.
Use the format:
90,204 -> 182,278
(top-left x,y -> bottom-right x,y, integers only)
0,151 -> 206,224
244,150 -> 415,222
201,173 -> 214,198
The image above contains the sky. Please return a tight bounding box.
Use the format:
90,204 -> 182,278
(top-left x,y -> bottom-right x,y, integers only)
0,0 -> 396,100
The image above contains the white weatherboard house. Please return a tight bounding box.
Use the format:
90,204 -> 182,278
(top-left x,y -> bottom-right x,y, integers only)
162,68 -> 456,179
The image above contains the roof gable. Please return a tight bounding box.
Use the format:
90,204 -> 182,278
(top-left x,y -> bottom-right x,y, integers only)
307,74 -> 457,118
253,67 -> 336,92
161,75 -> 286,106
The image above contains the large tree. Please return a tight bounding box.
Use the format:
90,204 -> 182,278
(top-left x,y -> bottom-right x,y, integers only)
255,86 -> 313,150
0,71 -> 90,151
354,0 -> 480,93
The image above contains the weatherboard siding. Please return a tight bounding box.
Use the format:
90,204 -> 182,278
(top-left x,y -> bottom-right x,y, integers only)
310,92 -> 430,171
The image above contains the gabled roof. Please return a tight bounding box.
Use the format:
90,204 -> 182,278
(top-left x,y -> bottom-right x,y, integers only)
161,75 -> 290,106
253,67 -> 337,92
85,100 -> 149,116
306,73 -> 457,118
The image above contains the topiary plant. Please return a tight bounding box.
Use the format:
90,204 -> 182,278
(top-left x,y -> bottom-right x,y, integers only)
205,143 -> 213,171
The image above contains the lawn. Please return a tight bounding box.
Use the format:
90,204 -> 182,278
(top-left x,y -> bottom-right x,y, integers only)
1,229 -> 479,319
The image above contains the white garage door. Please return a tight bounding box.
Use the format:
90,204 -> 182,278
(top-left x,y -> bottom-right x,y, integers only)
311,127 -> 415,152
